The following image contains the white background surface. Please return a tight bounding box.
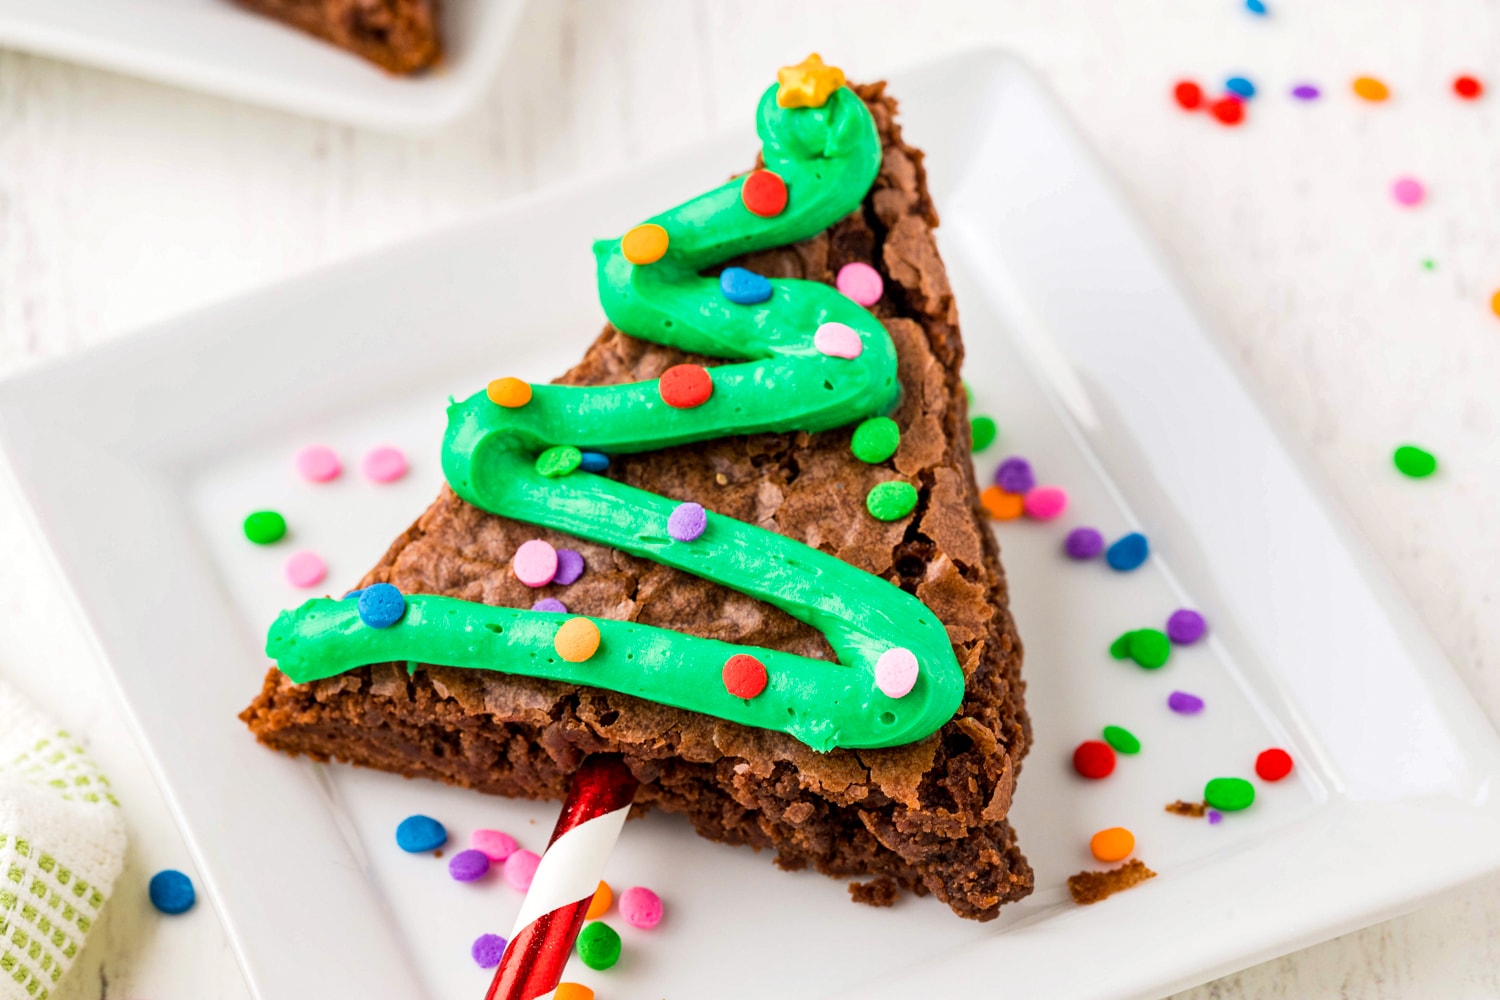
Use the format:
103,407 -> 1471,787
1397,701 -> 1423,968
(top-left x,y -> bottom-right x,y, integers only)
0,1 -> 1498,998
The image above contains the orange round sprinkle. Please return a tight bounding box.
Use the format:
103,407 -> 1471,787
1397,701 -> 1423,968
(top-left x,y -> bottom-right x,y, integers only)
554,617 -> 601,662
585,880 -> 613,920
555,985 -> 594,1000
980,485 -> 1024,521
1490,290 -> 1500,317
487,377 -> 532,408
622,223 -> 669,265
1352,76 -> 1390,102
1090,826 -> 1135,863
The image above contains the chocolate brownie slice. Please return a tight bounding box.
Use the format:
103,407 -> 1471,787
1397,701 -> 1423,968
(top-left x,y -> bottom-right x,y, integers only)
242,81 -> 1032,920
232,0 -> 441,75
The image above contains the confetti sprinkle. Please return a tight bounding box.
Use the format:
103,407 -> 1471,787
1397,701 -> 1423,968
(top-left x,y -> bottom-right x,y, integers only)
554,985 -> 594,1000
243,510 -> 286,545
578,450 -> 610,472
1352,76 -> 1390,102
1492,290 -> 1500,318
658,363 -> 713,408
1209,97 -> 1245,126
554,617 -> 601,662
1023,485 -> 1068,520
1102,725 -> 1141,754
448,849 -> 491,882
1111,629 -> 1171,670
622,223 -> 669,265
357,583 -> 406,629
867,480 -> 918,521
1173,80 -> 1204,110
532,598 -> 567,613
874,647 -> 920,699
1090,827 -> 1136,863
741,169 -> 789,216
284,550 -> 327,589
295,444 -> 341,482
1393,444 -> 1437,478
553,548 -> 586,585
1245,0 -> 1268,13
993,456 -> 1036,494
1290,83 -> 1321,101
395,815 -> 447,853
1204,776 -> 1255,811
1454,75 -> 1483,100
1422,258 -> 1436,271
148,870 -> 196,915
619,886 -> 664,929
851,416 -> 900,463
813,321 -> 864,359
1256,747 -> 1295,781
513,538 -> 559,587
1106,532 -> 1150,571
720,266 -> 773,305
980,485 -> 1025,521
586,881 -> 613,920
536,445 -> 583,478
1166,608 -> 1207,644
471,829 -> 519,862
723,653 -> 769,699
1225,76 -> 1256,99
668,501 -> 708,541
503,849 -> 542,890
363,445 -> 408,483
472,933 -> 507,969
1391,176 -> 1426,207
1168,690 -> 1205,715
1073,740 -> 1116,779
1064,527 -> 1105,560
971,415 -> 998,452
576,921 -> 622,970
1208,810 -> 1224,825
836,262 -> 884,306
487,377 -> 532,408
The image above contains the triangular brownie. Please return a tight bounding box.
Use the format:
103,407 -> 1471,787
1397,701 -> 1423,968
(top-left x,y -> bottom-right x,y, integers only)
242,70 -> 1032,920
231,0 -> 441,74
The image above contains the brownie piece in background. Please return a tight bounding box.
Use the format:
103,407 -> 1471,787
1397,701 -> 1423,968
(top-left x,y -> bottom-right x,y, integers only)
232,0 -> 441,74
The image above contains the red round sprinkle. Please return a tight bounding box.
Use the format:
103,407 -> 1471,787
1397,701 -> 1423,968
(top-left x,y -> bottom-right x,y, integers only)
1209,96 -> 1245,126
1255,747 -> 1294,782
1072,740 -> 1116,780
658,364 -> 713,409
1454,75 -> 1483,100
1173,80 -> 1204,110
741,170 -> 788,217
722,653 -> 768,699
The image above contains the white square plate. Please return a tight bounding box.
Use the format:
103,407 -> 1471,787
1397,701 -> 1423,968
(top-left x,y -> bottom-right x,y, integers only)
0,0 -> 524,132
4,49 -> 1500,1000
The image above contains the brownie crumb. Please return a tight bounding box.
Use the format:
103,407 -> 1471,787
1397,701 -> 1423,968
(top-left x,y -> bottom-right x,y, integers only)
1067,860 -> 1157,905
1165,800 -> 1208,818
849,876 -> 900,908
231,0 -> 442,74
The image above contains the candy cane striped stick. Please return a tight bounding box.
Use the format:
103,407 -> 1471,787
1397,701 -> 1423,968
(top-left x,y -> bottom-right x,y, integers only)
485,755 -> 639,1000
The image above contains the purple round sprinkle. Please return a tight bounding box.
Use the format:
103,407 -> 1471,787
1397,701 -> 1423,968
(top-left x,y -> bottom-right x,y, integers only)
1207,810 -> 1224,825
1167,690 -> 1205,715
448,849 -> 491,882
472,932 -> 507,968
1064,526 -> 1105,560
668,501 -> 707,542
553,548 -> 585,585
1166,608 -> 1207,644
532,598 -> 567,613
1291,84 -> 1320,101
993,456 -> 1036,494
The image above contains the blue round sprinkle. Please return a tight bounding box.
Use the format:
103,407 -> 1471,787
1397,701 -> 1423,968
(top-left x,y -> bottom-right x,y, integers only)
720,267 -> 772,305
1245,0 -> 1268,13
148,869 -> 196,915
578,451 -> 610,473
396,814 -> 448,853
357,583 -> 406,629
1225,76 -> 1256,99
1105,532 -> 1150,572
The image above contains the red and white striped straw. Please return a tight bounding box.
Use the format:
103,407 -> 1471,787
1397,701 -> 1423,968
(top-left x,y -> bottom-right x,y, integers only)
485,754 -> 639,1000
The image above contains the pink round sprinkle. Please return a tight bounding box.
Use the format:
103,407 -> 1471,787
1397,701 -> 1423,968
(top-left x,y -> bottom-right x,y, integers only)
362,445 -> 408,483
512,539 -> 558,588
284,550 -> 327,588
874,647 -> 919,699
619,886 -> 663,929
835,262 -> 884,306
813,322 -> 863,359
1023,485 -> 1068,520
295,444 -> 341,483
502,849 -> 540,891
471,829 -> 519,862
1391,176 -> 1425,207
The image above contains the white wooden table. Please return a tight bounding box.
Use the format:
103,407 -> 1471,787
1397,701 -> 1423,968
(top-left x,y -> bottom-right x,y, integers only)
2,1 -> 1499,997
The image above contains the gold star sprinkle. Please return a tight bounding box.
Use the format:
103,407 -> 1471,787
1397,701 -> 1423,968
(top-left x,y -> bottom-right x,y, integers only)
776,53 -> 846,109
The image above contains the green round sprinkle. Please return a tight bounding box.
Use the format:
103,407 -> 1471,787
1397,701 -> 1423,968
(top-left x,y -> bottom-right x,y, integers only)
1421,258 -> 1436,271
1392,444 -> 1437,479
866,481 -> 918,521
971,415 -> 997,452
1102,725 -> 1140,754
1204,776 -> 1255,812
243,510 -> 286,545
1129,629 -> 1171,669
575,920 -> 621,970
535,445 -> 582,478
1108,633 -> 1133,660
851,417 -> 900,463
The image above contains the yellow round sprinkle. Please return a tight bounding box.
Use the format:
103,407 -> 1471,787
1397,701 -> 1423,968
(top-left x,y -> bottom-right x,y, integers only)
1352,76 -> 1390,102
585,880 -> 612,920
622,223 -> 669,265
1089,826 -> 1135,863
555,617 -> 601,662
487,377 -> 532,408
